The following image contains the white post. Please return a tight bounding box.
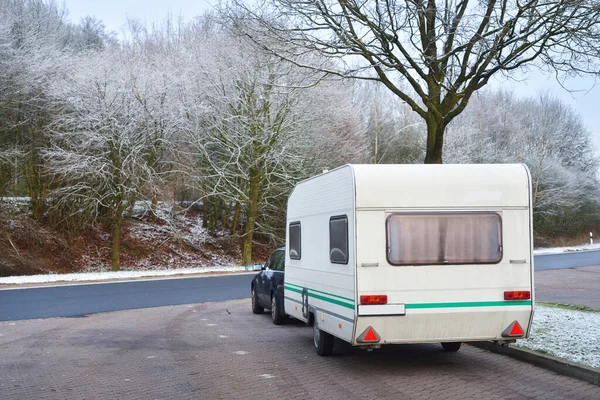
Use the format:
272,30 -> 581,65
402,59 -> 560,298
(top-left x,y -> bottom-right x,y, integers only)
590,232 -> 593,245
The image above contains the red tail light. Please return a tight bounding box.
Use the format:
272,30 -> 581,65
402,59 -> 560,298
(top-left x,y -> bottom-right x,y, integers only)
504,291 -> 531,300
360,295 -> 388,305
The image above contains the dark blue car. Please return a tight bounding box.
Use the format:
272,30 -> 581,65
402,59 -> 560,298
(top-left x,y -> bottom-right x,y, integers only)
251,246 -> 286,324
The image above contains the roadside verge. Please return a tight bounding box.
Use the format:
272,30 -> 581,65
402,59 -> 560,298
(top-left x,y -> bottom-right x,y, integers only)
469,341 -> 600,387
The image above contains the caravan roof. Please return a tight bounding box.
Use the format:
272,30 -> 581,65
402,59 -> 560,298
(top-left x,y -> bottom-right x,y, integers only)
325,164 -> 531,209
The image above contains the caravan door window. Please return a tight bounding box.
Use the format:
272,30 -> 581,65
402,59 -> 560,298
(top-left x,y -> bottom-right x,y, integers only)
329,215 -> 348,264
289,222 -> 301,260
386,212 -> 502,265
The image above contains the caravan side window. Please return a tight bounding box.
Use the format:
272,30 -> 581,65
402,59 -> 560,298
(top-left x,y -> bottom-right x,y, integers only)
289,222 -> 301,260
386,212 -> 502,265
329,215 -> 348,264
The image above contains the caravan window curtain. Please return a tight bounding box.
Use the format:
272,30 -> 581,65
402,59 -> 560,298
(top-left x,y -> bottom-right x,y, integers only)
386,212 -> 502,265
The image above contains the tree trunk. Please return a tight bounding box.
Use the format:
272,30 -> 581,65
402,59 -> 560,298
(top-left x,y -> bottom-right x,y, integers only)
111,214 -> 122,271
202,198 -> 209,228
222,201 -> 231,229
26,146 -> 46,220
208,199 -> 220,232
231,201 -> 241,235
242,172 -> 260,265
28,176 -> 46,220
424,115 -> 446,164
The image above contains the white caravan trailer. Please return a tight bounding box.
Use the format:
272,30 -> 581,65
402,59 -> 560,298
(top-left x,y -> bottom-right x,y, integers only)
283,164 -> 534,356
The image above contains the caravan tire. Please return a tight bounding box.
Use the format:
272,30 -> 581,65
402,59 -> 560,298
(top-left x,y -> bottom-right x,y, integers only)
271,292 -> 285,325
441,342 -> 461,352
251,287 -> 263,314
314,322 -> 334,356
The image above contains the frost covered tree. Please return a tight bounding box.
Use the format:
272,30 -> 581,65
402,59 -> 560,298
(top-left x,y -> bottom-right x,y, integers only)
189,34 -> 314,264
68,16 -> 116,51
225,0 -> 600,163
182,25 -> 367,263
352,81 -> 424,164
0,0 -> 70,218
46,48 -> 181,271
0,0 -> 113,218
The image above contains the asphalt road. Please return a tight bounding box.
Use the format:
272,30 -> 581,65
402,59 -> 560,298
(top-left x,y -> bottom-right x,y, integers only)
0,274 -> 254,321
535,265 -> 600,309
534,249 -> 600,270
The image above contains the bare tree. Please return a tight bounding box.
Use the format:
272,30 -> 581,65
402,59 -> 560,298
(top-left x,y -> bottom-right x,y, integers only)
186,33 -> 313,264
175,22 -> 368,263
46,48 -> 178,271
0,0 -> 71,218
352,80 -> 424,163
225,0 -> 600,163
68,16 -> 117,51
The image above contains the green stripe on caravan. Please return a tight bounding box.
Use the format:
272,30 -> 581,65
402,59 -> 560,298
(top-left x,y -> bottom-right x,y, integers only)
284,283 -> 354,309
285,282 -> 355,303
285,283 -> 532,310
405,300 -> 533,309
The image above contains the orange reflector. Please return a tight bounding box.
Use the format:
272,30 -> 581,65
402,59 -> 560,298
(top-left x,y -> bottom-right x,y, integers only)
502,321 -> 525,337
360,295 -> 388,305
504,291 -> 531,300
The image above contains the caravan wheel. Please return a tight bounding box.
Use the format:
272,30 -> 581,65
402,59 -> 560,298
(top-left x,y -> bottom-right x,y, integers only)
441,342 -> 461,352
313,322 -> 334,356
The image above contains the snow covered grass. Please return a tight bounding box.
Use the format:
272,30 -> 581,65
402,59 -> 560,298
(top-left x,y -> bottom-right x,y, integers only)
0,265 -> 248,285
533,243 -> 600,255
515,304 -> 600,369
0,197 -> 31,214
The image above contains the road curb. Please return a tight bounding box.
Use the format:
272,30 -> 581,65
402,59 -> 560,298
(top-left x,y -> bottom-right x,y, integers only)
469,341 -> 600,387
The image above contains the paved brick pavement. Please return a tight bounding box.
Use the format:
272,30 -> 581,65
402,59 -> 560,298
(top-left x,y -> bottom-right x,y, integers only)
0,299 -> 599,400
535,266 -> 600,309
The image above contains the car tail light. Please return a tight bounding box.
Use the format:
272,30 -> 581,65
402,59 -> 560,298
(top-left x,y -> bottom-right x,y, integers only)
360,295 -> 388,305
504,291 -> 531,300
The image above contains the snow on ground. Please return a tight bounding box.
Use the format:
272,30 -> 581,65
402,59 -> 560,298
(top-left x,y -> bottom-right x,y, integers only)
533,242 -> 600,255
0,265 -> 251,285
515,305 -> 600,369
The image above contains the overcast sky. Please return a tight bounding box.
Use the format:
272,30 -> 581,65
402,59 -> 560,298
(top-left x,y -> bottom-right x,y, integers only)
62,0 -> 600,159
62,0 -> 214,35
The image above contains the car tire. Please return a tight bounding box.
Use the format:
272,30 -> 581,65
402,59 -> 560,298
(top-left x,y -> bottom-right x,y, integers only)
251,286 -> 263,314
271,292 -> 284,325
441,342 -> 461,352
314,321 -> 334,356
